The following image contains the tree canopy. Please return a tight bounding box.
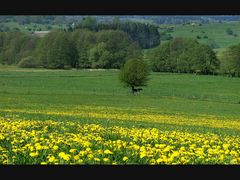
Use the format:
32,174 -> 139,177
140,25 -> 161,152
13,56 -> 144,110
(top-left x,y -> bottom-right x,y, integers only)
147,37 -> 219,74
119,58 -> 150,93
220,44 -> 240,77
75,18 -> 160,49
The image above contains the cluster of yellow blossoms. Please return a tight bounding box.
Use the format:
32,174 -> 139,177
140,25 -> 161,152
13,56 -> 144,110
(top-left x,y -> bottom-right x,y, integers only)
0,117 -> 240,165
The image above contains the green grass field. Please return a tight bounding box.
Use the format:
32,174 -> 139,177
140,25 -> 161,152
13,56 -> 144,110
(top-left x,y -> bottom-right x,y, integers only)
1,66 -> 240,164
159,22 -> 240,53
1,66 -> 240,135
1,22 -> 66,33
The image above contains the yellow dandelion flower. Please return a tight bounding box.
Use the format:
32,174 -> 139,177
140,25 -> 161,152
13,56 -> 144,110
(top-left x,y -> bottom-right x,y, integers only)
69,149 -> 76,153
74,155 -> 80,161
94,157 -> 100,162
53,145 -> 59,151
29,151 -> 39,157
48,156 -> 56,163
123,157 -> 128,161
103,158 -> 109,162
104,149 -> 113,155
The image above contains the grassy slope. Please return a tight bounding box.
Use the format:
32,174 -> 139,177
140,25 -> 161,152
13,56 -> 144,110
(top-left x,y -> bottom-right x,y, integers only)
159,22 -> 240,52
1,22 -> 66,33
1,66 -> 240,135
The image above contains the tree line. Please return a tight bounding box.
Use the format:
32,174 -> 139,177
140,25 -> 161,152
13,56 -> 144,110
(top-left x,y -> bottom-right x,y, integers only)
0,29 -> 142,69
73,16 -> 160,49
146,37 -> 240,77
0,28 -> 240,78
146,38 -> 220,75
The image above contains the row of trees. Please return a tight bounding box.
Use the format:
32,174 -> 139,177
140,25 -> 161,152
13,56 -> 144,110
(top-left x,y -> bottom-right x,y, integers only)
0,29 -> 142,69
146,37 -> 240,77
0,31 -> 38,65
0,29 -> 240,77
70,29 -> 142,69
74,17 -> 160,49
220,44 -> 240,77
146,38 -> 220,75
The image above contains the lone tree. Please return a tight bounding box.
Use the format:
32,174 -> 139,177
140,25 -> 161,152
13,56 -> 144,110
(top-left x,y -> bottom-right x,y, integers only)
119,58 -> 150,94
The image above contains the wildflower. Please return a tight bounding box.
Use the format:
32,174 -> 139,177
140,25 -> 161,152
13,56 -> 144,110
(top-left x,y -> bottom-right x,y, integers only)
104,149 -> 113,155
53,145 -> 59,151
69,149 -> 76,153
29,151 -> 39,157
94,157 -> 100,162
48,156 -> 56,163
58,152 -> 71,161
123,157 -> 128,161
103,158 -> 109,162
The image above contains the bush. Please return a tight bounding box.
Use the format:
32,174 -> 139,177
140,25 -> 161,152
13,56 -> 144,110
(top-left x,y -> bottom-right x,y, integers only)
226,28 -> 233,35
17,56 -> 38,68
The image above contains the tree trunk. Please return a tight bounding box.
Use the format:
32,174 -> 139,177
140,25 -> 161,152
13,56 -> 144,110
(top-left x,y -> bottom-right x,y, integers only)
131,86 -> 135,94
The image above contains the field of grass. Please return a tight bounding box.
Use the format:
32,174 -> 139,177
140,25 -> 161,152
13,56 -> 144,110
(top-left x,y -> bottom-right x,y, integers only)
1,66 -> 240,164
0,22 -> 66,33
159,22 -> 240,52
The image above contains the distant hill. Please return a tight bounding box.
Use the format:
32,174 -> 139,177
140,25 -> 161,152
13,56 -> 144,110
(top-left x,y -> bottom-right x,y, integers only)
1,15 -> 240,53
97,15 -> 240,24
1,15 -> 240,26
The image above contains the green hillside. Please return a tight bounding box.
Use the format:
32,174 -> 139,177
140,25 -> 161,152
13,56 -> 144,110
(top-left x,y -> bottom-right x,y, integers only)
159,22 -> 240,52
0,21 -> 66,33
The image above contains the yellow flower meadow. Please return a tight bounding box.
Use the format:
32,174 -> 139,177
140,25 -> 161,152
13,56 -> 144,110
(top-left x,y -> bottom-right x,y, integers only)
0,117 -> 240,164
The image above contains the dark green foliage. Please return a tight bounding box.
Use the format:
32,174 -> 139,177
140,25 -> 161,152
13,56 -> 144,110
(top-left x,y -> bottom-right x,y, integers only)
95,30 -> 142,68
125,42 -> 143,60
75,18 -> 160,49
71,29 -> 97,68
226,28 -> 233,35
206,39 -> 219,49
36,30 -> 78,69
190,44 -> 220,74
0,31 -> 38,65
71,29 -> 142,69
119,58 -> 150,93
147,37 -> 220,74
89,42 -> 111,68
76,16 -> 98,31
220,44 -> 240,77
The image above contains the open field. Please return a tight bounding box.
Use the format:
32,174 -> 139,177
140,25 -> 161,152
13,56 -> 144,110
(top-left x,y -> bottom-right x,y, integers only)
0,22 -> 65,33
159,22 -> 240,52
1,67 -> 240,164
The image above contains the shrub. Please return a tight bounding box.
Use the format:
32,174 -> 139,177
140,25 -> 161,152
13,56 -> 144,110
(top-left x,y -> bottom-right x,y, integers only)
226,28 -> 233,35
